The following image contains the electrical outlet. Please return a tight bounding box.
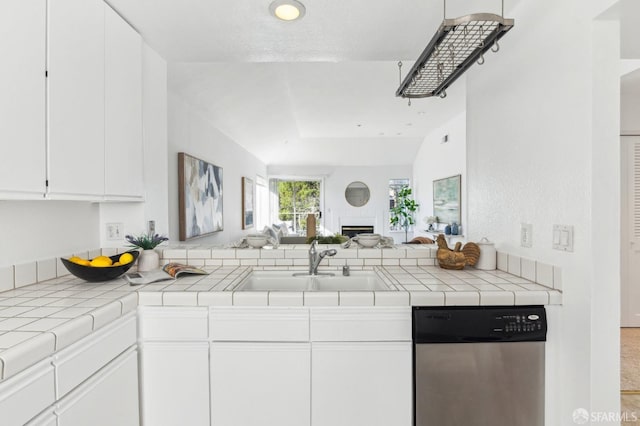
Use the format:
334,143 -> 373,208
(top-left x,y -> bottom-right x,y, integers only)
521,223 -> 533,248
148,220 -> 156,235
106,223 -> 123,241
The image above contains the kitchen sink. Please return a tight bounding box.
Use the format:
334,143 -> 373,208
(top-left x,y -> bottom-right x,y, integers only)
234,270 -> 389,291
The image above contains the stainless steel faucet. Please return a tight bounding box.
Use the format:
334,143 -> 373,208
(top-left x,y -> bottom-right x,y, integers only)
308,240 -> 337,275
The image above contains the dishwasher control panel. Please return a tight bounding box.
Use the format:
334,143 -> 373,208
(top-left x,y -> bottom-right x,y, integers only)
496,313 -> 544,334
413,305 -> 547,343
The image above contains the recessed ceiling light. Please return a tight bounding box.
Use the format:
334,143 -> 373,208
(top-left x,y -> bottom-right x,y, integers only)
270,0 -> 306,21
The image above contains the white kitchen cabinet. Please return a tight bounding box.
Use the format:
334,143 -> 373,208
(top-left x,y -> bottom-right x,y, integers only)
138,307 -> 210,426
25,407 -> 57,426
56,347 -> 139,426
104,4 -> 143,200
47,0 -> 105,198
210,342 -> 311,426
310,307 -> 412,426
311,341 -> 413,426
0,360 -> 56,426
139,342 -> 210,426
0,0 -> 47,198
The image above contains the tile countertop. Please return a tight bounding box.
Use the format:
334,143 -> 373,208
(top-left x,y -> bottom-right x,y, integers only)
0,251 -> 562,382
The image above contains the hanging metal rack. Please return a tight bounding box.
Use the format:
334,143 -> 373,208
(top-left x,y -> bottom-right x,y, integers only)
396,1 -> 513,100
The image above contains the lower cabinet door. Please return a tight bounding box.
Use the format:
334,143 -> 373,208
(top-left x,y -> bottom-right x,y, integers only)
25,407 -> 57,426
139,342 -> 210,426
210,342 -> 311,426
56,347 -> 139,426
311,342 -> 412,426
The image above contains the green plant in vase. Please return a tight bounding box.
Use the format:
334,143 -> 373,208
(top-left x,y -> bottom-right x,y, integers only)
125,233 -> 168,272
390,187 -> 420,243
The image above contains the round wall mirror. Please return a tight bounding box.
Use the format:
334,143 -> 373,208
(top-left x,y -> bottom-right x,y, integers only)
345,181 -> 370,207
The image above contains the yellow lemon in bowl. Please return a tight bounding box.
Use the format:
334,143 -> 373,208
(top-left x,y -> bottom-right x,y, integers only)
90,256 -> 113,267
119,252 -> 134,265
69,256 -> 91,266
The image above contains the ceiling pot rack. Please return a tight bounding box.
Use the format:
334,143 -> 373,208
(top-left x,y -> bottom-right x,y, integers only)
396,0 -> 514,101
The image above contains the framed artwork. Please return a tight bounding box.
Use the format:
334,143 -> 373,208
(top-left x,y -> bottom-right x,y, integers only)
242,177 -> 254,229
433,174 -> 461,225
178,152 -> 223,241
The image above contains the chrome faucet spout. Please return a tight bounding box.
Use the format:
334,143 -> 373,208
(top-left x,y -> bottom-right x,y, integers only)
308,241 -> 337,275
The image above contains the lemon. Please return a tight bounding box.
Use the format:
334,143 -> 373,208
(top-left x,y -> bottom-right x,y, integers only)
90,256 -> 113,267
69,256 -> 91,266
119,252 -> 134,265
112,262 -> 121,266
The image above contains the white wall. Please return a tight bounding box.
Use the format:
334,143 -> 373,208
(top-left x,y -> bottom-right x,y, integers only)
267,165 -> 412,242
168,92 -> 267,245
0,201 -> 100,266
464,0 -> 620,422
413,111 -> 466,234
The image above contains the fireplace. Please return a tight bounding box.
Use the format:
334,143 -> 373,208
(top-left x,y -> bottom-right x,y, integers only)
341,225 -> 374,238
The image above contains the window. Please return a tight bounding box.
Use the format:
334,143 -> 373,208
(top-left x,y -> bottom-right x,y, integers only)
389,178 -> 411,231
270,178 -> 322,235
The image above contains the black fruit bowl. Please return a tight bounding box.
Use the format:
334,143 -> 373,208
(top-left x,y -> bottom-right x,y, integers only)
61,250 -> 140,282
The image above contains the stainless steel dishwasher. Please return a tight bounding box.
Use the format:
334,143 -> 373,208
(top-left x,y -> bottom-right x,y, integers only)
413,305 -> 547,426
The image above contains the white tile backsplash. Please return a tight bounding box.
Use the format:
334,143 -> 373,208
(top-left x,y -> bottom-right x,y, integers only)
521,258 -> 536,282
36,259 -> 57,283
553,266 -> 563,291
497,252 -> 508,271
507,255 -> 521,276
14,262 -> 37,288
0,267 -> 14,293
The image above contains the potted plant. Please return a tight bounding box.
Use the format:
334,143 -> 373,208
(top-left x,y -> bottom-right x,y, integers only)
390,187 -> 420,243
125,233 -> 168,272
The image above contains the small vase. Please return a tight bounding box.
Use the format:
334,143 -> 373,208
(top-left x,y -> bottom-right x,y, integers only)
137,249 -> 159,272
451,222 -> 459,235
444,224 -> 452,235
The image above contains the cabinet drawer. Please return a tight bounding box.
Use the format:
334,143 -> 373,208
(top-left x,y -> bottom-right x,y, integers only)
55,347 -> 139,426
139,307 -> 209,341
210,307 -> 309,342
0,360 -> 55,426
310,307 -> 411,342
54,313 -> 136,398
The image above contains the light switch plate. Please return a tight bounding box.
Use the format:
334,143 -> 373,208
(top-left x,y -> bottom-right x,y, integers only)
521,223 -> 533,248
106,223 -> 123,241
552,225 -> 574,252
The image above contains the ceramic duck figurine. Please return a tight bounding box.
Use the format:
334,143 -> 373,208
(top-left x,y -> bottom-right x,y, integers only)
436,234 -> 480,270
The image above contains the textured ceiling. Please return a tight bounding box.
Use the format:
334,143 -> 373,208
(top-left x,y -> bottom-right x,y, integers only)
107,0 -> 515,165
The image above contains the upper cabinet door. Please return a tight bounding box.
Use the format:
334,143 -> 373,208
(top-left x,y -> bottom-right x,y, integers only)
104,5 -> 143,200
47,0 -> 105,198
0,0 -> 47,198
